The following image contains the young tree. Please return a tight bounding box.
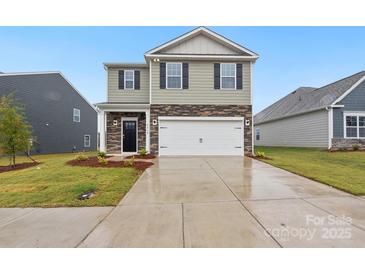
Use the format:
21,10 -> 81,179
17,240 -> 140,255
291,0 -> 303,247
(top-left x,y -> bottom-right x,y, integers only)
0,95 -> 33,166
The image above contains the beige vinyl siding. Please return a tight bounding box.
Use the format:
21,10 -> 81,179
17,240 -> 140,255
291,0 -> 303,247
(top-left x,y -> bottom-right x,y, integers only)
255,110 -> 329,148
161,34 -> 239,55
107,67 -> 149,103
151,60 -> 251,105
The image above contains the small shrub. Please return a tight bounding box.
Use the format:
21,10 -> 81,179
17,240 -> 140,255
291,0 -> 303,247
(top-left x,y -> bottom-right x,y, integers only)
255,151 -> 266,158
339,147 -> 347,152
97,151 -> 107,158
352,144 -> 360,151
75,153 -> 89,161
125,156 -> 135,167
139,148 -> 147,157
97,156 -> 108,165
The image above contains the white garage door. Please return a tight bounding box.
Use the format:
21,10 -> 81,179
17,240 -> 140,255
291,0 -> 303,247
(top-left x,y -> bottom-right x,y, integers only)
159,117 -> 244,156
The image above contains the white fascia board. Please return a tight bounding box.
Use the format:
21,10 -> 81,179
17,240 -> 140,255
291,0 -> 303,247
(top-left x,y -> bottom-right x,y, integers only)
331,75 -> 365,106
145,54 -> 258,61
103,63 -> 148,69
158,116 -> 244,121
95,103 -> 150,112
145,27 -> 259,57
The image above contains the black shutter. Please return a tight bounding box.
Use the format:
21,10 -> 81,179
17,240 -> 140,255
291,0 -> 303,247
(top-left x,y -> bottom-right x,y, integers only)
182,63 -> 189,89
160,63 -> 166,89
236,64 -> 242,89
118,70 -> 124,89
134,70 -> 140,90
214,63 -> 220,89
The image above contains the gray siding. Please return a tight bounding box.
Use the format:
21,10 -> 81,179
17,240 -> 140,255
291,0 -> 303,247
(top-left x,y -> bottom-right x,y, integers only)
107,67 -> 149,103
333,80 -> 365,138
0,73 -> 97,154
151,60 -> 251,105
255,109 -> 329,148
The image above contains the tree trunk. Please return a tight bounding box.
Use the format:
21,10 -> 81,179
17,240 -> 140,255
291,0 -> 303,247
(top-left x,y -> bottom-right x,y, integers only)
12,146 -> 15,167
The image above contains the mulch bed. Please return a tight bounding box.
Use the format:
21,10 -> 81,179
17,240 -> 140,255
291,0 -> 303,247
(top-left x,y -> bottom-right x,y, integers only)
0,162 -> 40,173
125,154 -> 156,159
67,156 -> 153,171
248,155 -> 273,160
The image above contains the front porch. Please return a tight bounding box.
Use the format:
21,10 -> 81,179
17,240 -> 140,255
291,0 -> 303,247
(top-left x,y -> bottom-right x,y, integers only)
96,103 -> 150,155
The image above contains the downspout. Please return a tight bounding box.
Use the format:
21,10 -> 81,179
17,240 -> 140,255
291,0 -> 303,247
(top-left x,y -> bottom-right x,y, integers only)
326,106 -> 333,150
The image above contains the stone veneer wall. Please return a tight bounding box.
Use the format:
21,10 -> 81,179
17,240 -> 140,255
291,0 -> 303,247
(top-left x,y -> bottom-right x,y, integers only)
106,112 -> 146,154
331,138 -> 365,150
150,104 -> 253,155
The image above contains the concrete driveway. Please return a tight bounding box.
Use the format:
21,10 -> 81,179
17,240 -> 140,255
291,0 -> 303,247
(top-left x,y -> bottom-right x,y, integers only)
1,157 -> 365,247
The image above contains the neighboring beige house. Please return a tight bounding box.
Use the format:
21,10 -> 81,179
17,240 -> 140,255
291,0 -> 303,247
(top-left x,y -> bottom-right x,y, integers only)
96,27 -> 259,156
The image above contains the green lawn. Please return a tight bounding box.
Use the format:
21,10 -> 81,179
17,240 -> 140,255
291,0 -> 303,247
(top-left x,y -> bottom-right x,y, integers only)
0,152 -> 140,207
255,146 -> 365,195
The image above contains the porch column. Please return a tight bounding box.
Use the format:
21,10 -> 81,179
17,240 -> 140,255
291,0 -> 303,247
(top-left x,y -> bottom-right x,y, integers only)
146,109 -> 150,153
98,110 -> 106,152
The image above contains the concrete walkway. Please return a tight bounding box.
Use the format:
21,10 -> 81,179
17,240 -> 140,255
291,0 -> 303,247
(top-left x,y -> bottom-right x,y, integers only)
1,157 -> 365,247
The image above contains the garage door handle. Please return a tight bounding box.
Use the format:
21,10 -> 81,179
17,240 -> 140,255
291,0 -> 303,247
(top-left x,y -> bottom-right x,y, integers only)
160,146 -> 168,148
235,146 -> 242,148
160,126 -> 168,129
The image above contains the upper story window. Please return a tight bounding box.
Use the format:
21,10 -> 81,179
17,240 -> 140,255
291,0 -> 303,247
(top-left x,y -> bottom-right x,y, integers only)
221,63 -> 236,89
124,70 -> 134,89
255,128 -> 260,141
73,108 -> 80,123
345,113 -> 365,138
166,63 -> 182,89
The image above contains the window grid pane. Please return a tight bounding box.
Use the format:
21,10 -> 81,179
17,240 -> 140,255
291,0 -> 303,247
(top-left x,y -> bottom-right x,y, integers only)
125,71 -> 134,80
125,80 -> 134,89
221,64 -> 235,77
167,77 -> 181,89
346,127 -> 357,138
222,77 -> 235,89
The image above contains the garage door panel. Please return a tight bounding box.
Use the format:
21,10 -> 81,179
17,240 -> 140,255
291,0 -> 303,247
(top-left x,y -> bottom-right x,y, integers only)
159,119 -> 244,156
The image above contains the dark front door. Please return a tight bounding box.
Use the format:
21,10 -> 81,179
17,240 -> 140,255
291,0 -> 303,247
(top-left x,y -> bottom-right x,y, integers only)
123,120 -> 137,152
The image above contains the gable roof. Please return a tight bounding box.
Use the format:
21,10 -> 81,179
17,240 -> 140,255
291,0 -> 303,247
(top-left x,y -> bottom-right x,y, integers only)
254,71 -> 365,125
145,27 -> 259,60
0,72 -> 96,112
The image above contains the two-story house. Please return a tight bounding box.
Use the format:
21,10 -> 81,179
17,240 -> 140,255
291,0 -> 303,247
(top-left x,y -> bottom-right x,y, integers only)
96,27 -> 259,156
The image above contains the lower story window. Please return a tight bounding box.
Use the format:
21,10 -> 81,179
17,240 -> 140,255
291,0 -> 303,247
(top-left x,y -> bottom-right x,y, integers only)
255,128 -> 260,141
84,135 -> 91,147
345,114 -> 365,138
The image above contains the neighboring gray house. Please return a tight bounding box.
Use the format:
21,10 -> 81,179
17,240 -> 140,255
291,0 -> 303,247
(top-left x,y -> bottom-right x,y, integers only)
0,72 -> 97,154
96,27 -> 259,156
254,71 -> 365,149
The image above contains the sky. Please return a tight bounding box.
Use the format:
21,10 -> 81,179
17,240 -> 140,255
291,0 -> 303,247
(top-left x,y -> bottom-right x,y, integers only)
0,26 -> 364,113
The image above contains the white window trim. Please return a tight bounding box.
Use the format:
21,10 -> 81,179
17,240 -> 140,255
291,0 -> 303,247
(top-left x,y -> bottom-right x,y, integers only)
166,62 -> 182,90
220,63 -> 236,90
124,70 -> 135,90
343,112 -> 365,139
84,135 -> 91,147
73,108 -> 80,123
